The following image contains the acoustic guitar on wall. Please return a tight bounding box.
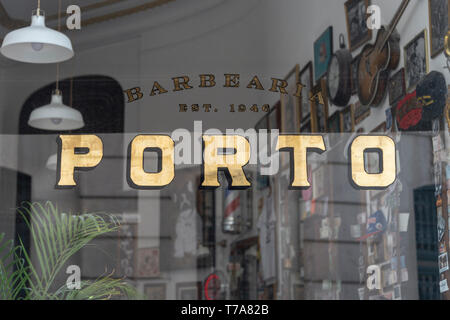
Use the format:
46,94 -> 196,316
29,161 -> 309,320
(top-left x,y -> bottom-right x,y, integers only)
357,0 -> 410,107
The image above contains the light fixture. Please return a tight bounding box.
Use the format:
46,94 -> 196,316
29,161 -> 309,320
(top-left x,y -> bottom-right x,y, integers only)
46,153 -> 57,171
28,88 -> 84,131
0,0 -> 73,63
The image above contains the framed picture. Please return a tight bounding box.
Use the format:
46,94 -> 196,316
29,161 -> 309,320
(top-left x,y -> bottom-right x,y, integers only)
345,0 -> 372,52
144,283 -> 166,300
388,68 -> 406,106
351,54 -> 360,95
327,111 -> 341,146
404,29 -> 429,91
136,247 -> 160,278
176,282 -> 202,300
428,0 -> 448,57
281,64 -> 301,133
340,105 -> 355,132
354,100 -> 370,125
299,62 -> 314,122
439,252 -> 449,273
311,79 -> 329,133
314,26 -> 333,81
268,101 -> 281,130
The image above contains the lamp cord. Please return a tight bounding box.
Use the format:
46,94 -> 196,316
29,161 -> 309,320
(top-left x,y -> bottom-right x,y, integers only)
58,0 -> 61,31
55,0 -> 62,93
37,0 -> 40,15
70,78 -> 73,107
56,64 -> 60,92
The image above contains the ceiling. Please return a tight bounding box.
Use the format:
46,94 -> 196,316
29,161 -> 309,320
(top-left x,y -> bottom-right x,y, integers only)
0,0 -> 176,31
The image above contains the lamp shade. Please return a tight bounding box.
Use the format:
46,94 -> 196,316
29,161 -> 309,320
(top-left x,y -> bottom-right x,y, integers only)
46,153 -> 57,171
1,12 -> 74,63
28,91 -> 84,131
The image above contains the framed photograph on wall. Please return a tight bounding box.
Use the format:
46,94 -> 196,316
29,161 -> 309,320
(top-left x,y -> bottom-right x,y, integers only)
136,247 -> 160,278
176,282 -> 202,300
299,62 -> 314,122
314,26 -> 333,81
404,29 -> 429,91
311,79 -> 329,133
345,0 -> 372,52
428,0 -> 448,57
340,105 -> 355,132
281,64 -> 301,133
388,68 -> 406,106
144,283 -> 166,300
327,111 -> 341,146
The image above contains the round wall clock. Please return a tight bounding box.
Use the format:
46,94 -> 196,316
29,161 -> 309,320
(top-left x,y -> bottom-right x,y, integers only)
326,34 -> 352,107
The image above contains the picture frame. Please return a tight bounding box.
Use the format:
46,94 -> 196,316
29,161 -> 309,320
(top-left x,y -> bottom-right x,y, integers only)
281,64 -> 301,133
311,78 -> 329,133
135,247 -> 160,278
439,252 -> 449,273
340,105 -> 355,133
176,282 -> 202,300
354,100 -> 370,125
314,26 -> 333,81
144,283 -> 166,300
428,0 -> 448,57
327,111 -> 341,146
299,62 -> 314,122
350,54 -> 360,95
345,0 -> 372,52
404,29 -> 429,91
388,68 -> 406,106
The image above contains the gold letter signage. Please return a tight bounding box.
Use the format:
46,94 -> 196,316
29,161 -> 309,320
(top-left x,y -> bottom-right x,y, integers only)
127,135 -> 175,189
56,134 -> 397,190
350,135 -> 396,189
201,135 -> 251,188
56,135 -> 103,188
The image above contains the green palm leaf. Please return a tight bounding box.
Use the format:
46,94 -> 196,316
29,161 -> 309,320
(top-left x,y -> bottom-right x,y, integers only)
0,201 -> 137,300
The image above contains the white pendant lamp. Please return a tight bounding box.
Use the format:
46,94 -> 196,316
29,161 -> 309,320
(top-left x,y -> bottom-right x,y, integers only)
0,0 -> 73,63
28,88 -> 84,130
